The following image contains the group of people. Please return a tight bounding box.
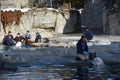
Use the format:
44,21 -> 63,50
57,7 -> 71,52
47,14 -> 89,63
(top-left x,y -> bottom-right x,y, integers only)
3,27 -> 93,61
76,27 -> 93,61
3,30 -> 41,46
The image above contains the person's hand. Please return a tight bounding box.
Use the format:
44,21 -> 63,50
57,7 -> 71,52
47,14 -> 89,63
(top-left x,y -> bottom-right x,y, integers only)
83,51 -> 88,55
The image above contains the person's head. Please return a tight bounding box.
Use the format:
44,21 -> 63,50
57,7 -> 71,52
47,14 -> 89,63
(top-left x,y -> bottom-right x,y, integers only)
17,33 -> 20,36
8,31 -> 12,35
26,30 -> 30,34
80,35 -> 87,41
36,32 -> 40,35
86,27 -> 90,31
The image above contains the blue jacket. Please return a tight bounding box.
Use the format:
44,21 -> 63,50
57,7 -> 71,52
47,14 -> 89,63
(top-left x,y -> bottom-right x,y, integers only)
25,34 -> 32,39
3,35 -> 15,46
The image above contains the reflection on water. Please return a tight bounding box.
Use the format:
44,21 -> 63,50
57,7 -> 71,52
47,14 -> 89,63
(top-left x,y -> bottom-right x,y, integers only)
76,61 -> 89,80
0,46 -> 120,80
0,59 -> 120,80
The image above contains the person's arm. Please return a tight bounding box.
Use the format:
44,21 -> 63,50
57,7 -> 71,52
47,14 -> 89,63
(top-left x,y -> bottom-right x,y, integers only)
20,36 -> 23,39
29,34 -> 32,39
14,37 -> 17,41
86,43 -> 88,52
26,34 -> 32,42
77,41 -> 83,54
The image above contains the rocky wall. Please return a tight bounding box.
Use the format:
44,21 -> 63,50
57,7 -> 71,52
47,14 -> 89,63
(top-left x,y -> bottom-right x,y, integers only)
1,0 -> 29,9
32,9 -> 57,29
81,0 -> 104,28
109,13 -> 120,35
103,0 -> 120,35
0,8 -> 80,43
103,10 -> 114,35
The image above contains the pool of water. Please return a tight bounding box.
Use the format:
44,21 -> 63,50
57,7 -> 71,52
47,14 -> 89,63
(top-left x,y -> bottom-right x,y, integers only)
0,44 -> 120,80
0,56 -> 120,80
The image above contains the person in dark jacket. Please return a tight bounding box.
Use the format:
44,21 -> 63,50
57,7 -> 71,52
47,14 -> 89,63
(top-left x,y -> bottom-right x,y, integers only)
3,31 -> 15,46
76,35 -> 89,60
14,33 -> 24,46
15,33 -> 24,42
35,32 -> 41,42
6,35 -> 15,46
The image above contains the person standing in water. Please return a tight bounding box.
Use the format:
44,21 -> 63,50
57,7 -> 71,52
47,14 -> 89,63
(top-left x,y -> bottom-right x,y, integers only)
76,35 -> 89,60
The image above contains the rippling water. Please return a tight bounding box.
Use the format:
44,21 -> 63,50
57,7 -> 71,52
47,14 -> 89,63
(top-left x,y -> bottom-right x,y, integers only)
0,45 -> 120,80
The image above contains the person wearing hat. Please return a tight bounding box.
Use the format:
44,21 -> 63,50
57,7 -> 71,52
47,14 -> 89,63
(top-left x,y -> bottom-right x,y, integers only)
35,32 -> 41,43
83,27 -> 93,41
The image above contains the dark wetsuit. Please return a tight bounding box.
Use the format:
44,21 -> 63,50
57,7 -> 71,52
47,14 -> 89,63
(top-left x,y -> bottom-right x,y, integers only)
76,39 -> 88,54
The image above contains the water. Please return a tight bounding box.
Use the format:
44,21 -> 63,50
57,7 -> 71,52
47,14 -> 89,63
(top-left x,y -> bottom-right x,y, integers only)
1,60 -> 119,80
0,45 -> 120,80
